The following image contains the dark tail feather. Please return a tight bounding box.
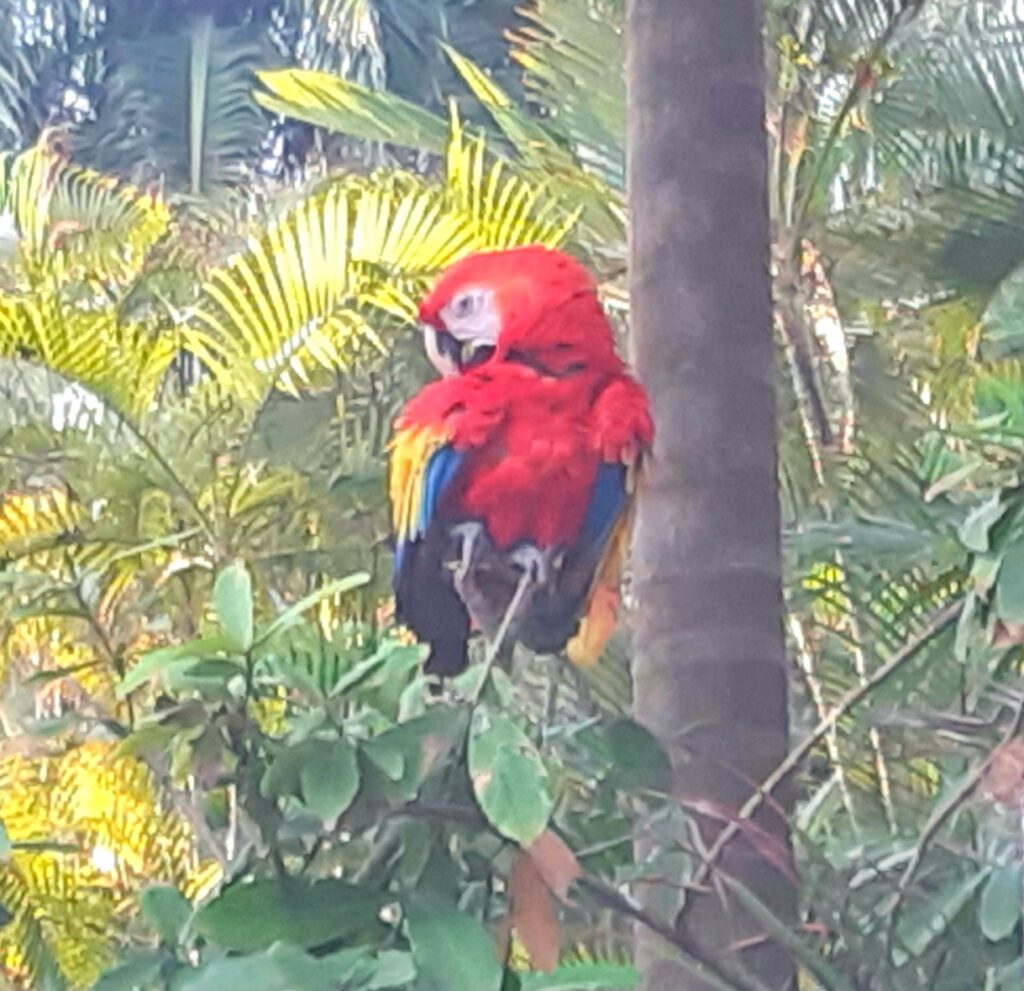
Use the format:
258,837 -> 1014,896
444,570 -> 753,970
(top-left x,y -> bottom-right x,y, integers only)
423,636 -> 469,677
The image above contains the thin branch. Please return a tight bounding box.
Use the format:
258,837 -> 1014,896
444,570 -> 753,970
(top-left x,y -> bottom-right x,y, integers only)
387,800 -> 769,991
576,877 -> 773,991
470,568 -> 533,705
692,599 -> 961,890
789,2 -> 925,242
884,690 -> 1024,955
113,409 -> 216,542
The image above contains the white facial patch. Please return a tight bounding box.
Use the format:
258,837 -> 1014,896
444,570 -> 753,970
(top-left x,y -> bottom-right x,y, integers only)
439,287 -> 500,347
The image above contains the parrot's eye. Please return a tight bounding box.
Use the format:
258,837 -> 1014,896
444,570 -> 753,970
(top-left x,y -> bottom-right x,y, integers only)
451,292 -> 478,318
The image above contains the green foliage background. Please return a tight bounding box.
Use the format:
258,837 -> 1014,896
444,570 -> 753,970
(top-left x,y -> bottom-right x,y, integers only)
1,1 -> 1024,990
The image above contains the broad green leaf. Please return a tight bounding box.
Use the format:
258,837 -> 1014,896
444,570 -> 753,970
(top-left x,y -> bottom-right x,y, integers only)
117,724 -> 180,759
363,708 -> 467,800
329,652 -> 390,698
993,958 -> 1024,990
260,744 -> 305,801
603,719 -> 672,792
91,952 -> 167,991
960,496 -> 1007,553
405,895 -> 502,991
262,737 -> 359,821
520,963 -> 640,990
980,863 -> 1022,942
299,739 -> 360,822
118,634 -> 237,696
256,573 -> 371,646
896,869 -> 990,959
361,737 -> 405,782
27,713 -> 84,737
173,942 -> 365,991
214,561 -> 254,651
368,950 -> 416,989
469,709 -> 552,846
140,885 -> 191,945
23,660 -> 102,686
996,540 -> 1024,624
194,878 -> 386,953
167,658 -> 245,691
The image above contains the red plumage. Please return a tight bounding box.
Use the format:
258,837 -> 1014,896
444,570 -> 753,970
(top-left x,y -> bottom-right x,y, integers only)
390,246 -> 653,675
397,363 -> 651,550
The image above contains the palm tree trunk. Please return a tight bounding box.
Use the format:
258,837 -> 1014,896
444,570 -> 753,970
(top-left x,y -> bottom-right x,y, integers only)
627,1 -> 797,988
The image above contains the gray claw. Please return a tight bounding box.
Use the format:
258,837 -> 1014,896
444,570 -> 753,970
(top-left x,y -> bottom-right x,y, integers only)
452,522 -> 485,585
509,544 -> 550,584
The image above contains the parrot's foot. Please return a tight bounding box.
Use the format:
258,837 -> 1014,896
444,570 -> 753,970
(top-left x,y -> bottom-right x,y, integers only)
451,522 -> 485,585
424,676 -> 466,705
509,544 -> 550,584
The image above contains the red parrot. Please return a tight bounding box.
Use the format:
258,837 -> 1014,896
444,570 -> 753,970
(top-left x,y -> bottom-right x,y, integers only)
389,245 -> 653,676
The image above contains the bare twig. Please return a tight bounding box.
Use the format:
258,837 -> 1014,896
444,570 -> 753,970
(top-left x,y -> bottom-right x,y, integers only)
469,568 -> 533,706
692,600 -> 961,891
576,877 -> 773,991
884,690 -> 1024,955
386,799 -> 769,991
789,2 -> 924,242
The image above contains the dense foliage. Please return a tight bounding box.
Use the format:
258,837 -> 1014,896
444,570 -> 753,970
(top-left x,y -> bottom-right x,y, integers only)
1,1 -> 1024,990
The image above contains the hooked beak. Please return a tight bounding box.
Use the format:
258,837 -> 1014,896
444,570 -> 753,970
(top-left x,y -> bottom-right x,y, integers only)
459,338 -> 495,370
423,323 -> 459,378
423,323 -> 495,376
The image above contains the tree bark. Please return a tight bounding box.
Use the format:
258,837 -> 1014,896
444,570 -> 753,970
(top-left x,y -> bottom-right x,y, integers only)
627,1 -> 797,989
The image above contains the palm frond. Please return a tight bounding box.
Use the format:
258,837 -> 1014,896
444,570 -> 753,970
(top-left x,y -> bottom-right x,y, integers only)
0,741 -> 215,990
0,302 -> 178,421
77,17 -> 274,195
0,139 -> 171,288
256,67 -> 449,153
0,485 -> 81,556
813,0 -> 924,59
187,125 -> 576,404
0,860 -> 66,991
506,0 -> 625,186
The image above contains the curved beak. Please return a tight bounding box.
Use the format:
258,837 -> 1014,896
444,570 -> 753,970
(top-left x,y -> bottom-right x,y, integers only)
423,323 -> 496,376
460,338 -> 496,369
422,323 -> 460,378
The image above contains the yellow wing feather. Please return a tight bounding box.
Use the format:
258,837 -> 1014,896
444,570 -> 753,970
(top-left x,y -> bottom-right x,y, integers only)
389,423 -> 451,545
566,510 -> 631,667
566,458 -> 643,667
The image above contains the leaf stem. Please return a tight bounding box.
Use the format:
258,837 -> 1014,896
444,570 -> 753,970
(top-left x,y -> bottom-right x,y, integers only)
691,599 -> 961,892
469,568 -> 533,706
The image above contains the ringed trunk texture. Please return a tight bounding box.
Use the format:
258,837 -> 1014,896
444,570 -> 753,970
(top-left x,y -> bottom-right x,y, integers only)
627,1 -> 797,988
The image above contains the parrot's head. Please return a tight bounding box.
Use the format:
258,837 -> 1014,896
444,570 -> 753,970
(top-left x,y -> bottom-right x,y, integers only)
417,245 -> 623,378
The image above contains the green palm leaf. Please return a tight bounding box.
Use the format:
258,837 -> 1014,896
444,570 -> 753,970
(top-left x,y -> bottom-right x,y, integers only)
187,125 -> 576,404
256,67 -> 448,153
78,16 -> 273,196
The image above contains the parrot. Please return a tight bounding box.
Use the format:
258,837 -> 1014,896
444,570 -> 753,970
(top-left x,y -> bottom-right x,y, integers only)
388,245 -> 654,677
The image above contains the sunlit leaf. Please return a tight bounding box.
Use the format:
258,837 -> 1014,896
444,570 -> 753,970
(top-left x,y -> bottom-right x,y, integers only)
194,878 -> 386,953
469,709 -> 552,846
213,561 -> 254,652
405,894 -> 502,991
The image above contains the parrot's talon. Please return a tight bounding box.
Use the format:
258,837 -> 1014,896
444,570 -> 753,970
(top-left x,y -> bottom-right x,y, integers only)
452,522 -> 485,584
509,544 -> 549,584
425,678 -> 465,704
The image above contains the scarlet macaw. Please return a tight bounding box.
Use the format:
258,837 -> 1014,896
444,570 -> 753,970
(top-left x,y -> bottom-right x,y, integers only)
389,246 -> 653,676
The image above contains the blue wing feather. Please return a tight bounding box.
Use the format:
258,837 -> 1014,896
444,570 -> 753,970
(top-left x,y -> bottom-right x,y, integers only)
394,444 -> 464,576
579,462 -> 627,552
